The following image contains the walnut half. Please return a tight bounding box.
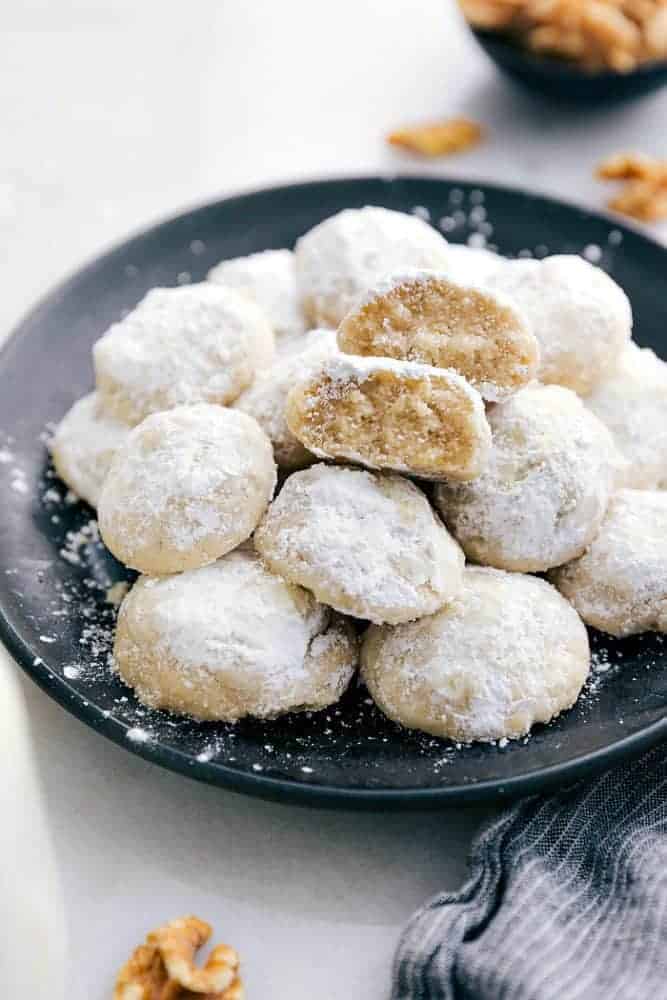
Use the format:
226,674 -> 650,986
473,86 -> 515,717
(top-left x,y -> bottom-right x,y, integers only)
114,916 -> 243,1000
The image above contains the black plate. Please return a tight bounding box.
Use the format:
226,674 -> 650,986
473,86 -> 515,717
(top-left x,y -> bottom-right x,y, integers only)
1,176 -> 666,809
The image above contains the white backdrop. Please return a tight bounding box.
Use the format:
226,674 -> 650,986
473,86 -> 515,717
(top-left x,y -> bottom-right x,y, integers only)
2,2 -> 665,997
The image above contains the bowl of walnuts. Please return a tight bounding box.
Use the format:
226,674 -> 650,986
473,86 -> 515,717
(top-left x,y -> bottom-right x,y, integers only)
460,0 -> 667,102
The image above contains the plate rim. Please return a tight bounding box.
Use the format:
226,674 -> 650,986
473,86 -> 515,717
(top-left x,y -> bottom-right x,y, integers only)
2,173 -> 667,809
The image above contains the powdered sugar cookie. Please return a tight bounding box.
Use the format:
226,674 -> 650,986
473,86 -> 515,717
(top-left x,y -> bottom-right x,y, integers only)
98,404 -> 276,575
208,248 -> 307,342
254,464 -> 464,625
234,330 -> 338,470
114,549 -> 357,721
286,355 -> 491,481
361,567 -> 590,743
49,392 -> 131,508
586,342 -> 667,490
94,284 -> 274,424
443,243 -> 502,285
487,254 -> 632,396
337,269 -> 538,401
551,489 -> 667,637
295,206 -> 450,327
435,384 -> 619,572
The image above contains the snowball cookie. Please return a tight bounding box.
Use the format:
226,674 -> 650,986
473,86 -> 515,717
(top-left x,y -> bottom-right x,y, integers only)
434,384 -> 619,572
443,243 -> 502,286
207,248 -> 307,342
586,342 -> 667,490
94,283 -> 275,425
234,330 -> 338,471
487,255 -> 632,396
113,549 -> 358,721
49,392 -> 131,508
361,567 -> 590,743
295,206 -> 450,327
551,489 -> 667,637
98,404 -> 276,575
337,269 -> 538,401
286,355 -> 491,482
254,464 -> 464,625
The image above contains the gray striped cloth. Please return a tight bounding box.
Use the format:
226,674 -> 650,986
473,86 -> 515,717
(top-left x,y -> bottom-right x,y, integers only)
393,744 -> 667,1000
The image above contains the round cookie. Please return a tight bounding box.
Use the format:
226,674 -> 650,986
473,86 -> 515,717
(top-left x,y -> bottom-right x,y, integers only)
551,489 -> 667,637
208,248 -> 307,342
586,342 -> 667,490
94,283 -> 275,424
361,567 -> 590,743
254,464 -> 464,625
337,269 -> 538,401
443,243 -> 502,285
434,384 -> 619,572
98,404 -> 276,575
49,392 -> 131,508
114,549 -> 358,721
295,206 -> 450,327
487,254 -> 632,396
286,354 -> 491,482
234,330 -> 338,470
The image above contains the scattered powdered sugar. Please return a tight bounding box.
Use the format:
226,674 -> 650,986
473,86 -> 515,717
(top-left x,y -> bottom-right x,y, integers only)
411,205 -> 431,222
208,248 -> 306,341
60,518 -> 101,566
126,727 -> 151,743
583,243 -> 602,263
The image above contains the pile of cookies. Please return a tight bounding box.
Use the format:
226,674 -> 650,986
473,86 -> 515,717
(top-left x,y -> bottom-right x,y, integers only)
50,205 -> 667,745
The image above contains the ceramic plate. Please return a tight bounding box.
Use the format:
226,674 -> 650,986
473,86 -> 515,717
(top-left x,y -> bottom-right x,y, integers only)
1,176 -> 666,808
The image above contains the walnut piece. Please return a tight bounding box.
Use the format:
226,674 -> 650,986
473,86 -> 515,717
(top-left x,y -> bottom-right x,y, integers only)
114,916 -> 244,1000
597,152 -> 667,221
387,118 -> 484,158
458,0 -> 667,73
597,153 -> 667,222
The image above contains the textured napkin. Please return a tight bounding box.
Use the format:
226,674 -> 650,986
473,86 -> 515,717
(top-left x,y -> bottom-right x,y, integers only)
393,743 -> 667,1000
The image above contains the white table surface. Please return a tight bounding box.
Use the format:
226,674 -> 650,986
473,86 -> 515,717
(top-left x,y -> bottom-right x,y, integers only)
2,2 -> 665,997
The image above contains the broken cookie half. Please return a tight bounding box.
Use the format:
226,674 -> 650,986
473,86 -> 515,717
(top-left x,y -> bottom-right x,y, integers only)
286,354 -> 491,482
336,269 -> 538,401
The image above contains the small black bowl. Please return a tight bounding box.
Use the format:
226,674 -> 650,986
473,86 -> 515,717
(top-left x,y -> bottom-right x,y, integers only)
472,28 -> 667,103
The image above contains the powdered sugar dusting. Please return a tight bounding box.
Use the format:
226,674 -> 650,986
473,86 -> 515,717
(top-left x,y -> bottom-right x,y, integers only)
93,283 -> 275,424
255,464 -> 464,625
436,384 -> 619,572
97,404 -> 276,573
49,391 -> 131,509
208,248 -> 306,341
586,342 -> 667,490
295,205 -> 450,325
